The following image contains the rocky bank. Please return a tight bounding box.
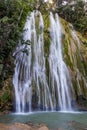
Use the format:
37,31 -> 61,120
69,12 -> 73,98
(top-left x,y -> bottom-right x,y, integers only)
0,123 -> 49,130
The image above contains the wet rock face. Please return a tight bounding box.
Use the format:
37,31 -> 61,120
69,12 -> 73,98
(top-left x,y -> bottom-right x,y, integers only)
72,95 -> 87,111
0,123 -> 49,130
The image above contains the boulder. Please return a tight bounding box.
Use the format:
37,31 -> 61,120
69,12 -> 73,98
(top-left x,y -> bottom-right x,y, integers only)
0,123 -> 49,130
37,126 -> 49,130
0,123 -> 32,130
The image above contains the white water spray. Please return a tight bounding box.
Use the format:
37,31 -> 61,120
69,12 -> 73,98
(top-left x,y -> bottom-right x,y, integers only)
49,12 -> 73,111
13,11 -> 73,113
13,11 -> 53,112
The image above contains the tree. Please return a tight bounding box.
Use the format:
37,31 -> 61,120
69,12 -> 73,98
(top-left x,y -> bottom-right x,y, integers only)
0,0 -> 37,88
57,0 -> 87,34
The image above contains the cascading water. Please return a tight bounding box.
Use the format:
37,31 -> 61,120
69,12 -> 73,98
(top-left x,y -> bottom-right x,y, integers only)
13,11 -> 73,113
13,11 -> 53,113
13,12 -> 33,112
31,11 -> 53,111
70,29 -> 87,95
49,12 -> 73,111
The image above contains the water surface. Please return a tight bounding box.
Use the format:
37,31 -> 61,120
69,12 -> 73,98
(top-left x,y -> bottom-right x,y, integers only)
0,111 -> 87,130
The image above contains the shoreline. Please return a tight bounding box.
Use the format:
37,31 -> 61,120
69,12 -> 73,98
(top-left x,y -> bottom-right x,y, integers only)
0,122 -> 49,130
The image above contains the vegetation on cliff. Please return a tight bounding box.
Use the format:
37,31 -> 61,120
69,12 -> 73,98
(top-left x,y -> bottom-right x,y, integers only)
0,0 -> 37,112
57,0 -> 87,35
0,0 -> 87,112
0,0 -> 37,88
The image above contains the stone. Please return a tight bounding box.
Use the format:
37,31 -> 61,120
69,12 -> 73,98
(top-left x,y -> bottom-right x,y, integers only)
37,126 -> 49,130
0,123 -> 33,130
14,123 -> 33,130
0,123 -> 49,130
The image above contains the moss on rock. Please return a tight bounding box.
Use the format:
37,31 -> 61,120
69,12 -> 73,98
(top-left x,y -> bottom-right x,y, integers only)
0,78 -> 13,112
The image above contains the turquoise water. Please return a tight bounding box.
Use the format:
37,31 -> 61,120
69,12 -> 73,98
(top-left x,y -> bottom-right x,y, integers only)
0,111 -> 87,130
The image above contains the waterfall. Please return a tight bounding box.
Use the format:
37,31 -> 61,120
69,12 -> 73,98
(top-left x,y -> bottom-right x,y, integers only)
70,29 -> 87,96
13,11 -> 53,112
49,12 -> 73,111
13,12 -> 33,112
13,11 -> 73,113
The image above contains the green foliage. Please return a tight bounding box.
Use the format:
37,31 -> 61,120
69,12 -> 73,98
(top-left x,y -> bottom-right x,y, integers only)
57,0 -> 87,34
1,92 -> 9,101
0,0 -> 37,86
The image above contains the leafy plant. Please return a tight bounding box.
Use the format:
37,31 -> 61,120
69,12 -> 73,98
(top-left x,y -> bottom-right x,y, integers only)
57,0 -> 87,34
0,0 -> 37,87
